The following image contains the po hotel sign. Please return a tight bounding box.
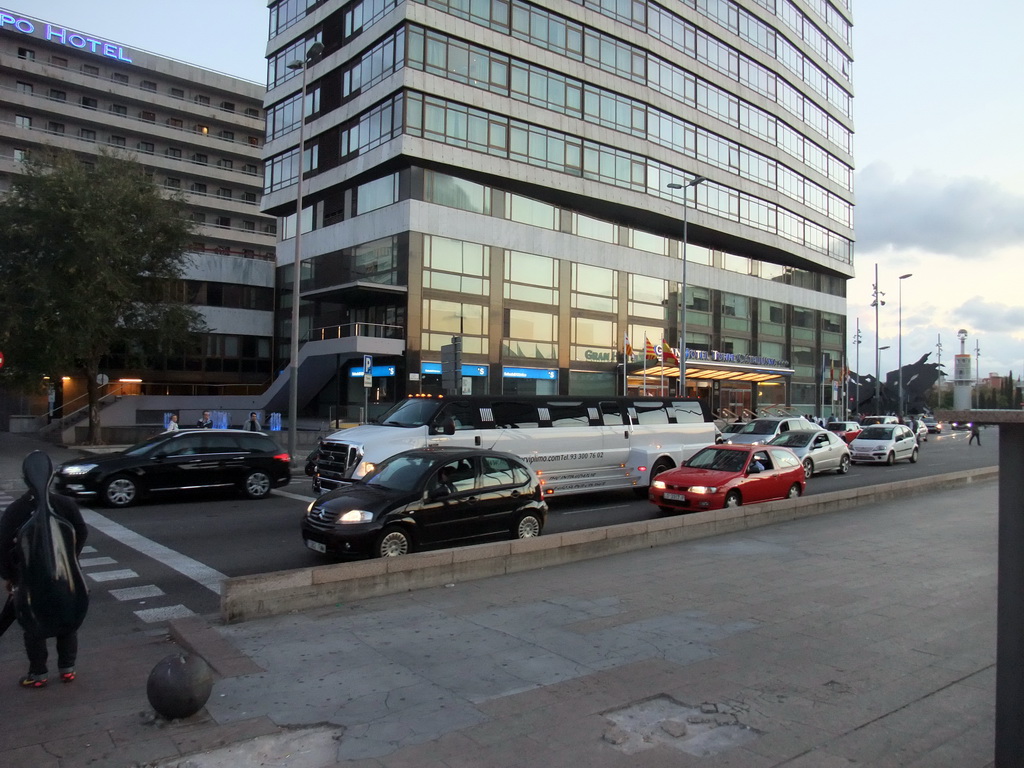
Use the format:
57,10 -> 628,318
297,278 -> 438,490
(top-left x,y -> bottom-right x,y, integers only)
0,10 -> 133,63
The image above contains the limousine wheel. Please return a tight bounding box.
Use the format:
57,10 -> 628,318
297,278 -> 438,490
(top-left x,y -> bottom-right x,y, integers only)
513,512 -> 542,540
375,526 -> 411,557
103,475 -> 139,508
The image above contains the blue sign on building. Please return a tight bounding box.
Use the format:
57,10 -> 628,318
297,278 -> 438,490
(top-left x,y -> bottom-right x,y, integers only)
420,363 -> 488,377
348,365 -> 396,377
502,367 -> 558,380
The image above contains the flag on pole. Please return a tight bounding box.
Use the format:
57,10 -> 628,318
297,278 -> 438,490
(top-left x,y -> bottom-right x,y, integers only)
662,340 -> 679,365
645,337 -> 659,360
624,333 -> 633,358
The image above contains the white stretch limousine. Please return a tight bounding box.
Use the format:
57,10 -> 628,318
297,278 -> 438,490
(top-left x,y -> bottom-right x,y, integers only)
313,395 -> 716,497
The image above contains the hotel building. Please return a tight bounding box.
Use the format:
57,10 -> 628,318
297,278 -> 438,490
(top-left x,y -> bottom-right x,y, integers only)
263,0 -> 854,421
0,9 -> 277,411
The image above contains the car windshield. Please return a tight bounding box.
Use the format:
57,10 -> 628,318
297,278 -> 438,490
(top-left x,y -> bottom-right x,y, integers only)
375,399 -> 444,428
686,448 -> 746,472
770,432 -> 813,447
859,426 -> 894,440
737,420 -> 779,435
364,455 -> 435,492
722,423 -> 745,433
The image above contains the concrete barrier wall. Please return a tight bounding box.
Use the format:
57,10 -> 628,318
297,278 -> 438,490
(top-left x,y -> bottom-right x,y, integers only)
221,467 -> 998,623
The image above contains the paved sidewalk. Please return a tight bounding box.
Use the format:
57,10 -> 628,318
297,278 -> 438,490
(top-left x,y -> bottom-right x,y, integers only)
0,432 -> 998,767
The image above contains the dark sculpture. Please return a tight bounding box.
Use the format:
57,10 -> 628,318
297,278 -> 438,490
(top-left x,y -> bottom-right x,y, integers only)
849,353 -> 942,416
147,653 -> 214,720
13,451 -> 89,638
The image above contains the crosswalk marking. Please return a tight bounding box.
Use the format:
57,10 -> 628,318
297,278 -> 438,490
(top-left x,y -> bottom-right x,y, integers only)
109,585 -> 165,601
87,569 -> 139,582
134,605 -> 196,623
79,556 -> 117,567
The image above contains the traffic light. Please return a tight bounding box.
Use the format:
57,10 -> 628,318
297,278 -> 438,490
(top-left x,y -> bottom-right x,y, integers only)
441,336 -> 462,394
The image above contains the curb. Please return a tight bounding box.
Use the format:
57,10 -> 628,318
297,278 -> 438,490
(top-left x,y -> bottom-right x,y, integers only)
221,466 -> 998,624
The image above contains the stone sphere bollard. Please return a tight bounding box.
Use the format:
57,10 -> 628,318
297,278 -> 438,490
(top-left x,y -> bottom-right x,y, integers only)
147,653 -> 214,720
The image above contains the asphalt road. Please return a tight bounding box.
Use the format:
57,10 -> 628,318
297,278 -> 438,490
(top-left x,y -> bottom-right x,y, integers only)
73,427 -> 997,636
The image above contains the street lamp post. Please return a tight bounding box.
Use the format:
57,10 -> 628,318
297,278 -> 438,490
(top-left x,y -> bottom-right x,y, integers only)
852,318 -> 862,416
870,263 -> 886,415
897,273 -> 912,419
666,176 -> 707,397
285,41 -> 325,464
877,345 -> 890,413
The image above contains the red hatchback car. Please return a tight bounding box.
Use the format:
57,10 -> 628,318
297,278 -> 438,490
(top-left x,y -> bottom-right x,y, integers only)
649,444 -> 806,513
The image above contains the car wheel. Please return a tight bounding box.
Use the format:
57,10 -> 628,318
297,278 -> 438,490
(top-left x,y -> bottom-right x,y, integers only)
375,526 -> 412,557
242,470 -> 272,499
837,455 -> 851,475
910,447 -> 919,464
724,490 -> 742,508
102,475 -> 138,508
886,451 -> 895,466
512,512 -> 542,540
802,458 -> 813,479
787,483 -> 802,499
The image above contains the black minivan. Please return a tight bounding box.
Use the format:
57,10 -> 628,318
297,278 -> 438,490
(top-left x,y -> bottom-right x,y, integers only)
302,447 -> 547,559
55,429 -> 291,507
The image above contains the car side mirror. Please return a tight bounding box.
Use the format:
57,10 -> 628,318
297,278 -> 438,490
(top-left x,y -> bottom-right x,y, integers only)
747,465 -> 761,474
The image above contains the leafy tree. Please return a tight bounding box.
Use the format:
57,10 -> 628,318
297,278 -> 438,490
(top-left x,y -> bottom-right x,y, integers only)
0,150 -> 205,443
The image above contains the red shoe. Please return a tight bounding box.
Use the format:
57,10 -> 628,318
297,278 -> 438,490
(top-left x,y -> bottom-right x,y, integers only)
60,671 -> 76,683
19,674 -> 47,688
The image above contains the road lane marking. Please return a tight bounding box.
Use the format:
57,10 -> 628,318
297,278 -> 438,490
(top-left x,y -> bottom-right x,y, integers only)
274,488 -> 317,502
87,569 -> 139,582
82,508 -> 226,595
110,585 -> 165,601
135,605 -> 196,623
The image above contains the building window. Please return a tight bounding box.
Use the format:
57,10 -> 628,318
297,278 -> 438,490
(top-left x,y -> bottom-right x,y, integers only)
166,117 -> 183,128
218,158 -> 233,170
49,55 -> 66,67
165,147 -> 182,158
49,89 -> 66,102
108,135 -> 126,147
111,72 -> 129,84
81,63 -> 99,76
79,128 -> 96,142
217,187 -> 232,198
81,97 -> 98,110
164,177 -> 181,189
47,122 -> 65,134
139,110 -> 156,122
109,104 -> 128,116
242,220 -> 256,231
216,216 -> 231,228
194,94 -> 210,106
14,115 -> 31,129
219,130 -> 235,141
248,136 -> 260,147
242,163 -> 258,175
196,124 -> 209,135
17,47 -> 34,60
170,87 -> 184,99
192,153 -> 208,165
141,80 -> 157,91
137,141 -> 154,154
220,101 -> 235,112
191,212 -> 206,224
190,182 -> 207,194
16,81 -> 32,94
244,107 -> 260,118
242,191 -> 257,203
13,148 -> 28,162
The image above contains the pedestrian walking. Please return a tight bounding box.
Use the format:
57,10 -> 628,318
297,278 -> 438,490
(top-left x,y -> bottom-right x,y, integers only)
968,423 -> 981,446
0,452 -> 89,688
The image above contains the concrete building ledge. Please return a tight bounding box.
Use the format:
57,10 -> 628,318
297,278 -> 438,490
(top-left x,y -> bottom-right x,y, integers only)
220,466 -> 998,623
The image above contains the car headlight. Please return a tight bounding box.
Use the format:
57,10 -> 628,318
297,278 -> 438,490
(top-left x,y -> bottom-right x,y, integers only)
689,486 -> 718,494
354,461 -> 375,478
652,479 -> 666,490
339,510 -> 373,524
61,464 -> 97,476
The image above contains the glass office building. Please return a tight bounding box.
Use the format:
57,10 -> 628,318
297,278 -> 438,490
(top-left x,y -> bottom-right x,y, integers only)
262,0 -> 854,420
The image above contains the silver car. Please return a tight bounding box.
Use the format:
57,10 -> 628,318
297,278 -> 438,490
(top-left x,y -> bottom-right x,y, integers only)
722,417 -> 813,446
767,428 -> 852,478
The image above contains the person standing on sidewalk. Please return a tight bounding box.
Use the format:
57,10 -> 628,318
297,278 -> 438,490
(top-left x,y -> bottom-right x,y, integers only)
969,423 -> 982,446
0,454 -> 89,688
195,411 -> 213,429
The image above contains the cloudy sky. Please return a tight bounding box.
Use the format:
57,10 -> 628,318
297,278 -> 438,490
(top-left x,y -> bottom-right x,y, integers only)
24,0 -> 1024,379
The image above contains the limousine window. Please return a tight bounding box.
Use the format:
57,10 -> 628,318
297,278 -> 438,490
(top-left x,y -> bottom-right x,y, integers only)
545,401 -> 590,427
599,401 -> 626,426
438,401 -> 476,430
670,400 -> 706,423
632,401 -> 671,425
490,401 -> 540,429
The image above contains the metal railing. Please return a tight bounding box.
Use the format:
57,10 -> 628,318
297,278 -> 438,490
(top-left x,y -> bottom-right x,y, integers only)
306,323 -> 405,342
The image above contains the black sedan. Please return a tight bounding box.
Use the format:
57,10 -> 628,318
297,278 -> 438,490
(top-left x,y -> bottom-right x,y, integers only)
302,447 -> 547,559
55,429 -> 291,507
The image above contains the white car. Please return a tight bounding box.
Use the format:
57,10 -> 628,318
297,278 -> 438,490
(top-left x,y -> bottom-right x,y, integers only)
723,417 -> 813,446
768,428 -> 852,478
906,419 -> 928,442
849,424 -> 919,465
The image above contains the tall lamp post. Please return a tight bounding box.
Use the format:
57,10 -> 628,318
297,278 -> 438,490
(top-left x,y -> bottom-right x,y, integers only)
870,263 -> 886,415
897,272 -> 912,419
285,41 -> 325,464
852,318 -> 862,416
876,345 -> 890,413
666,175 -> 707,397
